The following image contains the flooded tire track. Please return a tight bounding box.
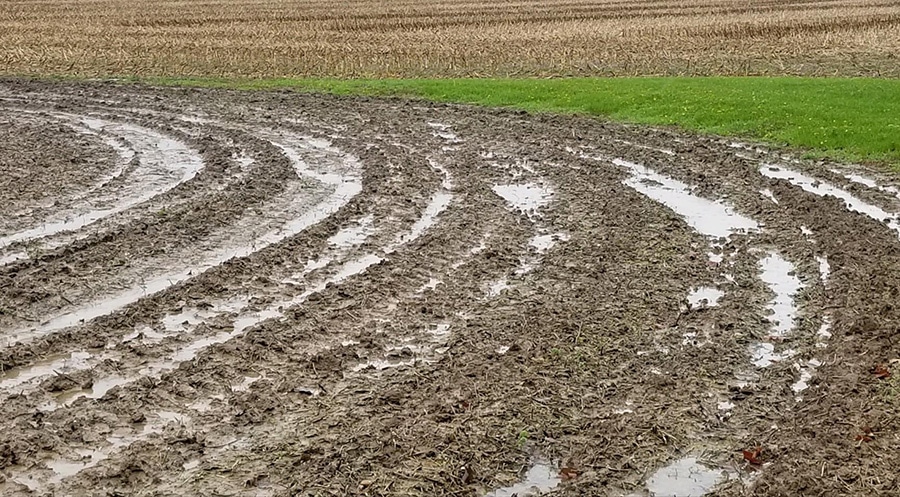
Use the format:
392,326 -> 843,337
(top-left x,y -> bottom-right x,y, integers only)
3,161 -> 454,492
0,80 -> 898,497
58,147 -> 539,497
2,129 -> 361,346
0,109 -> 203,249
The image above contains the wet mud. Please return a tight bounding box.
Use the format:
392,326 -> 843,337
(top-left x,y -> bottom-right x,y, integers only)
0,79 -> 897,496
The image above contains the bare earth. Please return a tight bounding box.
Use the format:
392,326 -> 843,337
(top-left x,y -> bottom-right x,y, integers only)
0,80 -> 897,496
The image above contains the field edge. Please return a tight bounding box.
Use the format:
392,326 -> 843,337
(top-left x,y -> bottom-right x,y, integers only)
6,74 -> 899,169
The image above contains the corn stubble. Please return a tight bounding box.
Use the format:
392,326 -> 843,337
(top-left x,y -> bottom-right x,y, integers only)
0,0 -> 898,78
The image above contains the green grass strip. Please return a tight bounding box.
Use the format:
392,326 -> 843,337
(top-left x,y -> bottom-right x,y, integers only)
142,76 -> 900,167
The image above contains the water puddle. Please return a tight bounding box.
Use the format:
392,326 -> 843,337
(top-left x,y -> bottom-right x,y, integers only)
833,168 -> 900,198
750,342 -> 796,368
752,256 -> 804,369
687,287 -> 724,308
2,297 -> 250,398
646,457 -> 730,497
816,256 -> 831,283
452,237 -> 490,269
161,307 -> 220,332
815,318 -> 832,348
760,165 -> 900,237
758,252 -> 802,338
512,231 -> 568,275
617,159 -> 759,239
58,375 -> 130,406
486,279 -> 510,297
326,254 -> 387,287
791,358 -> 822,394
45,449 -> 104,482
235,152 -> 256,171
395,165 -> 454,246
304,256 -> 333,272
491,185 -> 566,276
614,157 -> 760,301
398,191 -> 454,245
121,326 -> 172,344
157,410 -> 191,425
427,122 -> 462,143
528,232 -> 569,253
0,351 -> 92,391
492,183 -> 554,219
231,374 -> 261,392
5,132 -> 363,345
485,460 -> 560,497
11,447 -> 109,491
427,323 -> 452,340
187,398 -> 214,413
514,158 -> 537,174
285,256 -> 334,285
327,214 -> 374,248
160,299 -> 248,334
12,410 -> 190,490
167,309 -> 283,366
759,188 -> 779,204
0,251 -> 27,265
0,114 -> 204,249
608,161 -> 812,376
417,278 -> 443,293
835,170 -> 879,189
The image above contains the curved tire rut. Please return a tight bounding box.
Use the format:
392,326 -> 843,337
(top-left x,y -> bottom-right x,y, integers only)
0,80 -> 898,497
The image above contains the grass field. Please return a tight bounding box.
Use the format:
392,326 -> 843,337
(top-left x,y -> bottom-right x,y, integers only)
1,0 -> 899,78
144,76 -> 900,166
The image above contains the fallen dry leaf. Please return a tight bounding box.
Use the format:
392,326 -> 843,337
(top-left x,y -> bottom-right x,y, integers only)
559,467 -> 579,480
872,364 -> 891,379
855,426 -> 875,442
742,446 -> 763,465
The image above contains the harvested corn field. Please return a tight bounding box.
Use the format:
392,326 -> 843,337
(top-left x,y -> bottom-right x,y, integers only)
1,0 -> 899,78
0,79 -> 898,496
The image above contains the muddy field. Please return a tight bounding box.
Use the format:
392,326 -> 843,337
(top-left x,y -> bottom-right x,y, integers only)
0,79 -> 897,496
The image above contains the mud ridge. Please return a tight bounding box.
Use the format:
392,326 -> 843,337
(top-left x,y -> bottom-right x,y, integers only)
0,79 -> 897,497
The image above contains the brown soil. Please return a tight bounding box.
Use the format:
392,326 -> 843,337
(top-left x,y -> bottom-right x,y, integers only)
0,117 -> 117,231
0,79 -> 897,497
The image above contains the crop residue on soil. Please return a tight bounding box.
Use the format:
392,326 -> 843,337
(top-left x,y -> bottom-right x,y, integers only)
0,79 -> 898,497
